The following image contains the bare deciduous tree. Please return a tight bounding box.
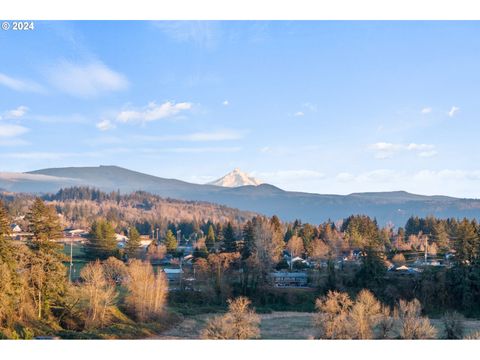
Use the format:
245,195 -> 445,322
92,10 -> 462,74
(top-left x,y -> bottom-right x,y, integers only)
314,290 -> 353,339
201,297 -> 260,339
124,260 -> 168,322
377,305 -> 396,339
349,289 -> 382,339
398,299 -> 437,339
80,260 -> 117,329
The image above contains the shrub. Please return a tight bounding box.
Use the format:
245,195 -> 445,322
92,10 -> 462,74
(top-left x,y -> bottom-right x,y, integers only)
442,311 -> 465,339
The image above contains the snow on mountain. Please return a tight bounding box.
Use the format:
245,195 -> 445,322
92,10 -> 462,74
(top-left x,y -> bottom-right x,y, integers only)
208,168 -> 263,187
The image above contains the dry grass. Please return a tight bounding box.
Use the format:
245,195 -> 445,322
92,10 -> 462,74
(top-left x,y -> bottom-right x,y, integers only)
151,312 -> 480,340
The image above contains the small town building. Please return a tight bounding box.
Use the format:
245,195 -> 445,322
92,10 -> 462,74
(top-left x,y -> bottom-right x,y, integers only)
270,271 -> 308,287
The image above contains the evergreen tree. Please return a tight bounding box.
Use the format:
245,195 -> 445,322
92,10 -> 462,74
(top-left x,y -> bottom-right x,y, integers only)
125,227 -> 141,259
284,224 -> 294,242
0,200 -> 14,265
241,220 -> 255,259
25,197 -> 63,250
85,219 -> 118,260
215,222 -> 224,244
454,218 -> 479,265
25,198 -> 66,320
326,257 -> 337,291
164,229 -> 178,253
356,246 -> 387,289
223,222 -> 236,253
206,224 -> 216,252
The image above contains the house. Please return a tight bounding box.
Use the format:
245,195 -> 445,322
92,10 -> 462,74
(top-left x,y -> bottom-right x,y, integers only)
115,234 -> 129,249
139,239 -> 153,248
10,224 -> 22,233
270,271 -> 308,288
66,229 -> 88,237
163,268 -> 183,289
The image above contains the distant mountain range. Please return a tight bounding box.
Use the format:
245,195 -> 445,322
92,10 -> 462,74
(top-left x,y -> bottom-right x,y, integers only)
1,165 -> 480,226
208,168 -> 263,187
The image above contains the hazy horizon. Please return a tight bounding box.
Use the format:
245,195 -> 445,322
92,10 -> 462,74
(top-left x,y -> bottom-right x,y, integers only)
2,21 -> 480,197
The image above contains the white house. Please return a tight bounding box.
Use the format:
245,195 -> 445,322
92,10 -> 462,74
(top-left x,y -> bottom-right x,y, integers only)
10,224 -> 22,233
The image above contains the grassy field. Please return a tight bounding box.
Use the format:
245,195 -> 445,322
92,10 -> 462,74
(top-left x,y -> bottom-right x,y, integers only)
150,311 -> 480,340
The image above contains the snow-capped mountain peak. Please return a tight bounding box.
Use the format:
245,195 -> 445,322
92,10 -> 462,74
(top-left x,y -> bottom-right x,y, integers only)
208,168 -> 263,187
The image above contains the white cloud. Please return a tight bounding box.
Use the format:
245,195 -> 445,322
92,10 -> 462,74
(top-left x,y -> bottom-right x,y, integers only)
3,106 -> 29,119
96,119 -> 116,131
137,129 -> 245,142
448,106 -> 460,117
0,73 -> 45,93
294,111 -> 304,117
421,107 -> 432,114
406,143 -> 435,151
222,100 -> 229,106
47,61 -> 128,97
117,101 -> 192,124
0,124 -> 29,138
369,142 -> 437,159
418,150 -> 438,158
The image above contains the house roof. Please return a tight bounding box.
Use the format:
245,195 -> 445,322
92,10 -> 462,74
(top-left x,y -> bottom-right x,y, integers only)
163,268 -> 183,274
271,271 -> 307,278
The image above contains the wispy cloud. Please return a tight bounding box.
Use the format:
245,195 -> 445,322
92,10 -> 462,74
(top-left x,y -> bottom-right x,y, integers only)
421,107 -> 432,114
145,147 -> 241,154
222,100 -> 229,106
0,151 -> 102,160
448,106 -> 460,117
293,102 -> 317,117
96,119 -> 116,131
303,102 -> 318,112
369,142 -> 437,159
47,60 -> 128,97
137,129 -> 245,142
0,73 -> 45,93
258,170 -> 325,181
0,124 -> 29,138
117,101 -> 192,124
0,138 -> 29,146
2,106 -> 29,119
154,21 -> 219,48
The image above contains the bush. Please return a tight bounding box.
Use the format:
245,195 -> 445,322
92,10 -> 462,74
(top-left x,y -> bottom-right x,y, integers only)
442,311 -> 464,339
201,297 -> 260,339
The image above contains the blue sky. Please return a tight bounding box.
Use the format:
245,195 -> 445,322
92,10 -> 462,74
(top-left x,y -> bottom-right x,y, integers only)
1,21 -> 480,197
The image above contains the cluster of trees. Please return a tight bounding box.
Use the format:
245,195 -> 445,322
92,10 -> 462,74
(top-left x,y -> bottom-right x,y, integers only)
0,199 -> 168,339
1,187 -> 256,236
314,290 -> 437,339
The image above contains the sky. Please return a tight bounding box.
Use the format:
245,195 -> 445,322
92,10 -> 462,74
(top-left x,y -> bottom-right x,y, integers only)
1,21 -> 480,197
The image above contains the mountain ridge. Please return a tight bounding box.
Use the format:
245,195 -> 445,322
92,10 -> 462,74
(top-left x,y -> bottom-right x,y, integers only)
0,165 -> 478,225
